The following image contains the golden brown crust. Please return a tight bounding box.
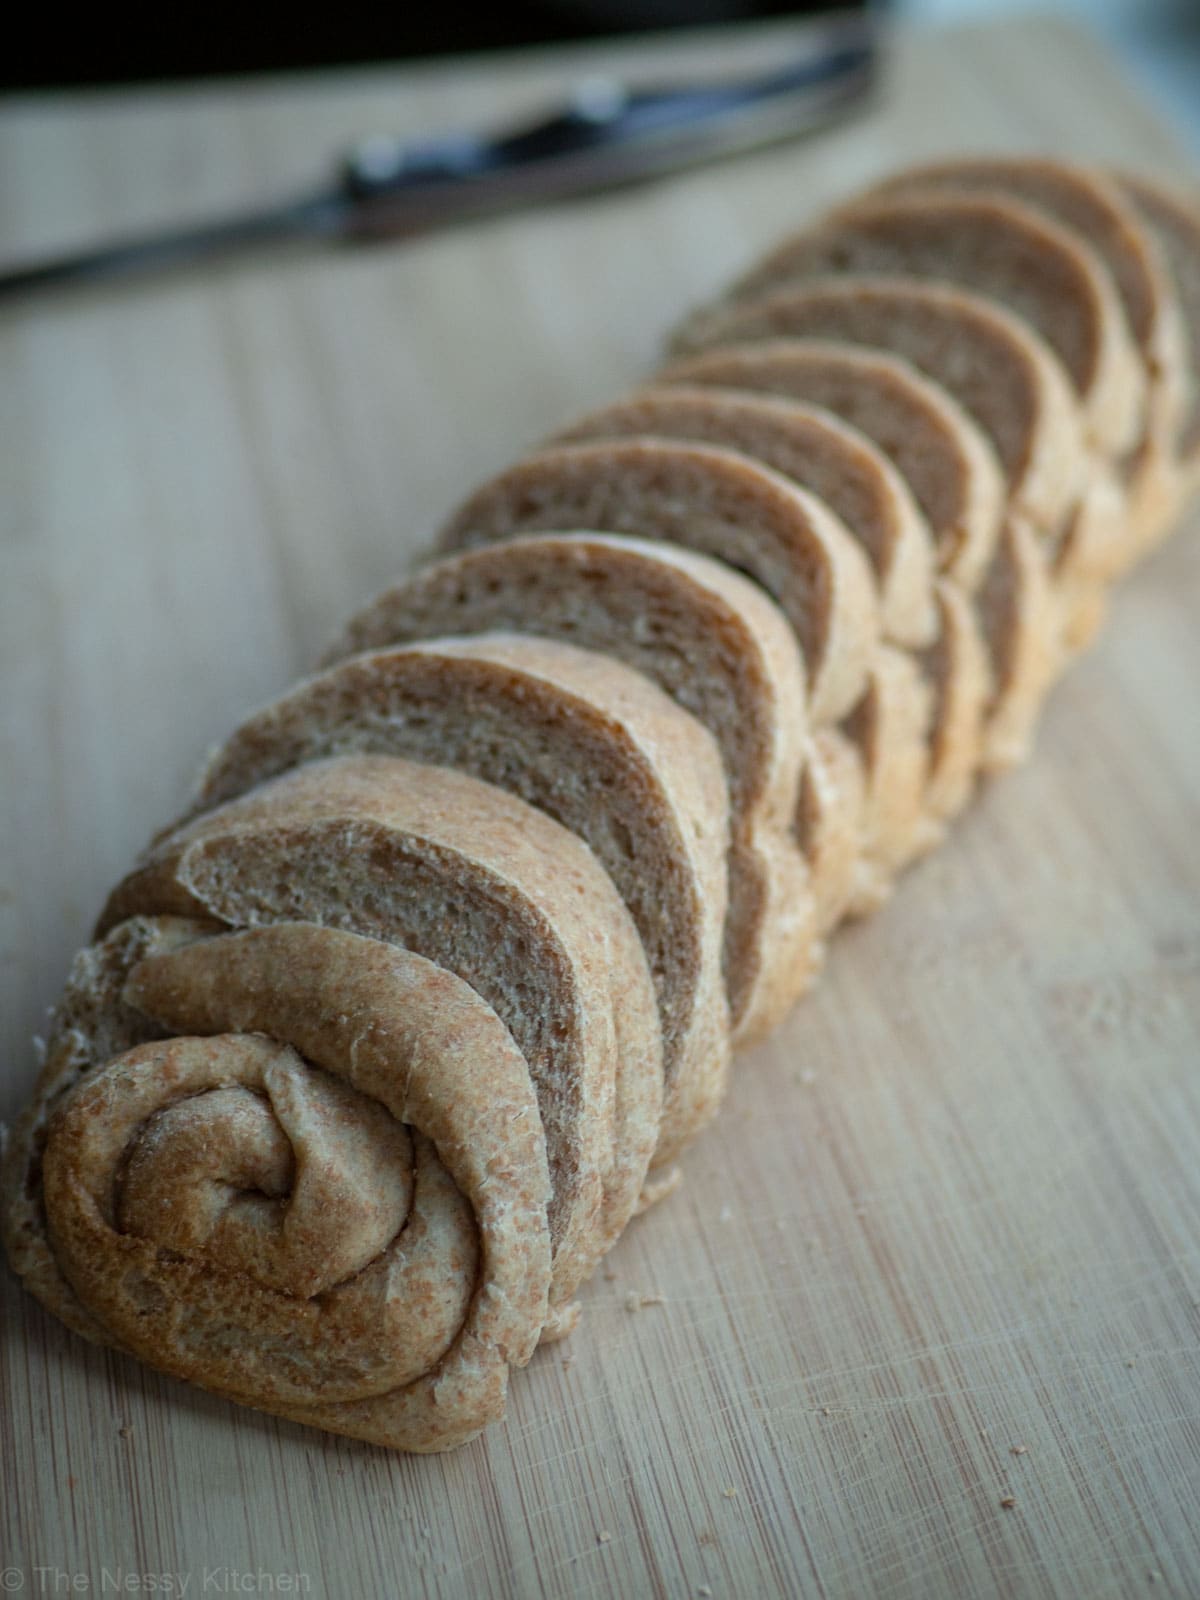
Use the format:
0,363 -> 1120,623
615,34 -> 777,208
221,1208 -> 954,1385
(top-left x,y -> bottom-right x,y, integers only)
842,645 -> 936,880
1113,171 -> 1200,538
977,519 -> 1060,770
796,728 -> 874,932
922,580 -> 991,826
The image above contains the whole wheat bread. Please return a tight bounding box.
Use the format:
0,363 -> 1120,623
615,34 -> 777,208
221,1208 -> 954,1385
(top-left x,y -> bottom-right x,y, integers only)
187,636 -> 731,1151
437,439 -> 881,725
326,533 -> 815,1042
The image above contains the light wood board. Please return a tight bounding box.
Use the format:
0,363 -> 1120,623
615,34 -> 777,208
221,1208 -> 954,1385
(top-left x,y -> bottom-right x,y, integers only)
2,15 -> 1199,1599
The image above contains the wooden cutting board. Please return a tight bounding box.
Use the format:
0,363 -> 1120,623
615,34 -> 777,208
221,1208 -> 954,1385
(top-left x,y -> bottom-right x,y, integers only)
2,16 -> 1198,1599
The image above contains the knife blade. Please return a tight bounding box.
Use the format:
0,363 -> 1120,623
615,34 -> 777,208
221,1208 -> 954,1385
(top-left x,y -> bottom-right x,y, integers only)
0,14 -> 878,302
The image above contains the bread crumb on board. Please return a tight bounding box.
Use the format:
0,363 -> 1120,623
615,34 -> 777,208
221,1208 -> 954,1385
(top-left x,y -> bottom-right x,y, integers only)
624,1291 -> 668,1312
1009,1444 -> 1028,1456
999,1496 -> 1016,1511
596,1531 -> 612,1546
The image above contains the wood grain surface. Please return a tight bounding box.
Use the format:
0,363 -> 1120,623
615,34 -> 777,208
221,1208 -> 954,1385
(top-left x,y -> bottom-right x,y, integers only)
2,15 -> 1199,1599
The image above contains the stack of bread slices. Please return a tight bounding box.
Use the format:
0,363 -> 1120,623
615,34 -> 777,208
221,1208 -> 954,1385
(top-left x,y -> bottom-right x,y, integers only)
4,158 -> 1198,1453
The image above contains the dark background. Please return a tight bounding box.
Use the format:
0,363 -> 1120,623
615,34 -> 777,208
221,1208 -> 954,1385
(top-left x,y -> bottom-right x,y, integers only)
5,3 -> 863,91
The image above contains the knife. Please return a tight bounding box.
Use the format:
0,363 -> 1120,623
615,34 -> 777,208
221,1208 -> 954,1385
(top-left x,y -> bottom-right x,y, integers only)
0,14 -> 878,302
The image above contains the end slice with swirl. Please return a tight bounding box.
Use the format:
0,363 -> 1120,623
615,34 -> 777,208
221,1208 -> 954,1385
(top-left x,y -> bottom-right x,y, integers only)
326,535 -> 814,1041
185,635 -> 733,1121
3,917 -> 554,1451
81,754 -> 666,1335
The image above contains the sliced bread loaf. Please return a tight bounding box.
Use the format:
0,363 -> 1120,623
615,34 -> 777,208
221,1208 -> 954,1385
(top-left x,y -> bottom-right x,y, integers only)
182,638 -> 731,1153
1117,171 -> 1200,515
656,338 -> 1005,587
692,192 -> 1142,459
652,342 -> 1040,774
436,440 -> 881,725
99,755 -> 664,1304
668,279 -> 1083,540
546,384 -> 965,873
553,385 -> 938,648
325,533 -> 814,1043
872,158 -> 1189,558
22,919 -> 552,1452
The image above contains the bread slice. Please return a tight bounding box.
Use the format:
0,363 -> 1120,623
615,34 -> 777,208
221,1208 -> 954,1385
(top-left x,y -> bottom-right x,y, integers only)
436,440 -> 881,725
325,533 -> 814,1043
182,638 -> 731,1155
546,385 -> 960,874
17,917 -> 554,1452
977,517 -> 1059,768
665,288 -> 1116,649
98,756 -> 666,1311
668,279 -> 1082,542
432,440 -> 943,881
656,338 -> 1005,588
923,578 -> 992,819
649,345 -> 1024,780
847,644 -> 937,876
652,341 -> 1040,776
872,158 -> 1190,559
798,729 -> 875,926
1116,171 -> 1200,515
553,385 -> 938,649
696,192 -> 1142,459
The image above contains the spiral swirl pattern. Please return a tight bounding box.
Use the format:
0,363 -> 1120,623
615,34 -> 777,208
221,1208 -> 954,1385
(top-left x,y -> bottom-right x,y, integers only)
38,921 -> 549,1450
